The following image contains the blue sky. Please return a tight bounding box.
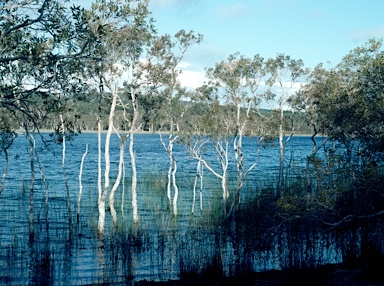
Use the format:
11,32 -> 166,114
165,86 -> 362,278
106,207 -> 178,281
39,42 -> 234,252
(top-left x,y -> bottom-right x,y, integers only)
78,0 -> 384,88
147,0 -> 384,87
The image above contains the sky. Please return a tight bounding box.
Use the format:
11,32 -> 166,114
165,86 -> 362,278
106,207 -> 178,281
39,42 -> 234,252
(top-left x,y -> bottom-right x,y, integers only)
147,0 -> 384,88
78,0 -> 384,89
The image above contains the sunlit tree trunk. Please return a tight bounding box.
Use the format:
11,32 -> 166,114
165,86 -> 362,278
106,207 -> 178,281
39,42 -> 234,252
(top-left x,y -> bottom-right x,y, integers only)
121,160 -> 126,219
97,116 -> 103,231
129,134 -> 138,223
277,96 -> 293,195
192,160 -> 199,214
171,155 -> 178,216
227,135 -> 263,219
77,143 -> 88,223
193,139 -> 229,216
160,131 -> 179,215
266,54 -> 307,196
98,85 -> 118,234
109,136 -> 125,225
162,132 -> 177,215
60,114 -> 73,238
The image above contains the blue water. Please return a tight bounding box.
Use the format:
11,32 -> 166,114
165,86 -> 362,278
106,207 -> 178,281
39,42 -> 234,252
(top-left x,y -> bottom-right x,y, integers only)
0,132 -> 331,284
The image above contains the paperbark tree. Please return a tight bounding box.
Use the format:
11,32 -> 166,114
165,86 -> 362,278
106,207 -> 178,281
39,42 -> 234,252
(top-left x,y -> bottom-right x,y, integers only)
203,53 -> 269,217
180,114 -> 209,214
0,0 -> 94,240
141,31 -> 202,216
86,0 -> 153,233
266,54 -> 307,195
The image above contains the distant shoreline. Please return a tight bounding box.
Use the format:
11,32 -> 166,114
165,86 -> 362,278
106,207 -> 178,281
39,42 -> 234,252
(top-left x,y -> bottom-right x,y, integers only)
15,129 -> 315,137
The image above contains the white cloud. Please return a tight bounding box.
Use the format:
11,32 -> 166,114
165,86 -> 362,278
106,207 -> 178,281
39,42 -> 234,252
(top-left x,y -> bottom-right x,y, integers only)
349,26 -> 384,42
150,0 -> 201,9
214,4 -> 247,19
150,0 -> 178,8
178,69 -> 206,89
177,61 -> 192,69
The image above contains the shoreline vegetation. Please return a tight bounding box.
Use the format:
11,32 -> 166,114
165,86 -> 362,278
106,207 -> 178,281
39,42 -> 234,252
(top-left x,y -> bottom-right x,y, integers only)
16,128 -> 316,137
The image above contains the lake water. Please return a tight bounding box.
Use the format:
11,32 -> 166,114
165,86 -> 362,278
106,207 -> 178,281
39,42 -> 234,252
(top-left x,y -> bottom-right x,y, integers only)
0,132 -> 335,285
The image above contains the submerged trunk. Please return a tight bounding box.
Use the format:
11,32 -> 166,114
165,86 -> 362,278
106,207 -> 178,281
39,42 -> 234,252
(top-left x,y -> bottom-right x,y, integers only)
98,89 -> 118,234
196,139 -> 229,216
26,129 -> 35,240
0,132 -> 15,194
121,160 -> 126,219
192,159 -> 202,214
128,90 -> 141,224
160,132 -> 179,215
278,130 -> 285,193
130,134 -> 138,223
172,157 -> 178,216
97,118 -> 103,233
110,137 -> 126,225
167,152 -> 173,208
77,143 -> 88,223
60,114 -> 73,238
199,163 -> 203,212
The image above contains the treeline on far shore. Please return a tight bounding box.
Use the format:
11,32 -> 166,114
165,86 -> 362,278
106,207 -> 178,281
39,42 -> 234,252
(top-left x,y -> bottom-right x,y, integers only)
18,98 -> 314,136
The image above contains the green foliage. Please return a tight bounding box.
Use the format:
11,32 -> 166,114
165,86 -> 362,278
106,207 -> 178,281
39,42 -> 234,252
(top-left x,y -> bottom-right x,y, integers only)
0,0 -> 93,130
293,38 -> 384,160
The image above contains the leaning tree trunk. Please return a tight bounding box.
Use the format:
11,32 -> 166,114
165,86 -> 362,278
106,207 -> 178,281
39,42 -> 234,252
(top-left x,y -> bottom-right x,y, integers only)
109,136 -> 125,226
160,131 -> 179,215
171,155 -> 178,216
98,88 -> 118,235
195,139 -> 229,216
77,143 -> 88,223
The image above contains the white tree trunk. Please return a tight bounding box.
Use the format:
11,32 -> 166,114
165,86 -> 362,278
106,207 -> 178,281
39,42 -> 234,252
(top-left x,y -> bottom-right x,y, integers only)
194,139 -> 229,215
60,114 -> 73,237
121,160 -> 126,219
77,143 -> 88,223
109,138 -> 125,225
130,134 -> 139,223
160,132 -> 179,213
97,118 -> 102,231
128,90 -> 141,224
199,163 -> 203,211
172,157 -> 178,216
192,160 -> 200,214
98,88 -> 118,234
167,162 -> 172,206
